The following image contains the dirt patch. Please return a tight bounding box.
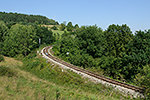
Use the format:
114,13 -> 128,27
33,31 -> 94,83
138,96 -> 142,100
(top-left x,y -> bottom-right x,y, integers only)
41,25 -> 59,29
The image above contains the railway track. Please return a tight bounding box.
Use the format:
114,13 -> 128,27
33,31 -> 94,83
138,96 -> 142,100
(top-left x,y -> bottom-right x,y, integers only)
42,46 -> 145,94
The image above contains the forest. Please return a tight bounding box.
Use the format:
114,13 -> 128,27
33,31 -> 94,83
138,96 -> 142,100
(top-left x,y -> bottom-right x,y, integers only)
0,20 -> 55,57
0,12 -> 150,98
0,11 -> 59,26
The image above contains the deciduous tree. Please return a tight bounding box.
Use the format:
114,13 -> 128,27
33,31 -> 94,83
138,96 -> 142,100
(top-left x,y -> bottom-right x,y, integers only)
3,24 -> 37,56
67,22 -> 73,31
36,26 -> 54,44
60,23 -> 65,31
0,21 -> 8,54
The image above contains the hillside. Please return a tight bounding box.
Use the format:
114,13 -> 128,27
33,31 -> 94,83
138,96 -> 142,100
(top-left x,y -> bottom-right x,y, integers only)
0,55 -> 135,100
0,11 -> 58,25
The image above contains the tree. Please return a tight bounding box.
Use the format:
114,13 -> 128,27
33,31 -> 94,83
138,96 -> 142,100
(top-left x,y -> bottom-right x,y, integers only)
104,24 -> 133,57
134,65 -> 150,98
63,21 -> 66,26
0,21 -> 8,54
36,26 -> 54,44
122,30 -> 150,79
60,23 -> 65,31
76,25 -> 106,58
74,24 -> 79,29
67,22 -> 73,31
0,54 -> 4,62
3,24 -> 37,57
51,25 -> 58,30
100,24 -> 133,79
0,21 -> 8,42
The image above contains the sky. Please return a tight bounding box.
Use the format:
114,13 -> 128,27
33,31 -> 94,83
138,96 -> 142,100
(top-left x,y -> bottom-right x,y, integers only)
1,0 -> 150,33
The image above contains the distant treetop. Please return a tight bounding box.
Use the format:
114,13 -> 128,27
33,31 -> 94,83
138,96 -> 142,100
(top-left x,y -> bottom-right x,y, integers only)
0,11 -> 59,25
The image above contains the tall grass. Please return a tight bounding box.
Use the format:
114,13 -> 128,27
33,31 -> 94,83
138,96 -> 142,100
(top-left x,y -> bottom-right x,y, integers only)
19,52 -> 140,100
0,56 -> 118,100
0,54 -> 144,99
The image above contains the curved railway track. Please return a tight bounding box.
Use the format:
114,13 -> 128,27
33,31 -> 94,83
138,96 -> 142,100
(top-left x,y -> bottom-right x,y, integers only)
42,46 -> 145,94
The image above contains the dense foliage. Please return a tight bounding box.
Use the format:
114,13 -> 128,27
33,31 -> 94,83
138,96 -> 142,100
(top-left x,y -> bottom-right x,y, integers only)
53,24 -> 150,97
0,21 -> 54,57
0,55 -> 4,62
55,25 -> 135,79
0,21 -> 8,54
50,25 -> 58,30
0,11 -> 59,25
3,24 -> 37,56
60,23 -> 66,31
67,22 -> 74,31
36,25 -> 54,44
134,65 -> 150,98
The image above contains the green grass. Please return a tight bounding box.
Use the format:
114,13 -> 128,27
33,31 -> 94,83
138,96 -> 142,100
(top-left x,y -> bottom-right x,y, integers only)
0,55 -> 142,100
52,29 -> 64,35
52,28 -> 69,40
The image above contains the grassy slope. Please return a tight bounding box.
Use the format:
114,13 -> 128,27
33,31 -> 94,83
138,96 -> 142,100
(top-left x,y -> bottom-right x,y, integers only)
52,29 -> 64,35
44,25 -> 68,36
0,56 -> 135,100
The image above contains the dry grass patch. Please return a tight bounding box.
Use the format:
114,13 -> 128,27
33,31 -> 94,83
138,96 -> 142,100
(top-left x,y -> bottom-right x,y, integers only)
0,56 -> 23,67
0,57 -> 128,100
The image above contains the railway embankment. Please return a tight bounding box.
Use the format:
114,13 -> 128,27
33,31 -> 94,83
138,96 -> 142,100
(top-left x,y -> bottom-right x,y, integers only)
41,46 -> 145,98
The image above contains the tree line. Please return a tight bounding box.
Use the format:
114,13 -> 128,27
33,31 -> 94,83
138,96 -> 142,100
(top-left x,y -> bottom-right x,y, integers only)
0,21 -> 55,57
0,11 -> 59,25
59,21 -> 79,31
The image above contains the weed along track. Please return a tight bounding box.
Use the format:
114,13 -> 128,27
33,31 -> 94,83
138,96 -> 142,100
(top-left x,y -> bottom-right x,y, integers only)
41,46 -> 145,98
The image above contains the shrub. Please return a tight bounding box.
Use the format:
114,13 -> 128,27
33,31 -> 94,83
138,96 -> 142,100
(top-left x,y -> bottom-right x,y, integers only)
0,54 -> 4,62
15,54 -> 24,61
134,65 -> 150,99
51,26 -> 58,30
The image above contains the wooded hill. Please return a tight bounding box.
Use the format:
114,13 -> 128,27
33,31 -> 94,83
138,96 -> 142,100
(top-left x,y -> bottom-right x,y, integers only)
0,11 -> 59,25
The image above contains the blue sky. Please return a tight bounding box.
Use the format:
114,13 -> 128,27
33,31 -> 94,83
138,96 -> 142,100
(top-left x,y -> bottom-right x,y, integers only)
1,0 -> 150,33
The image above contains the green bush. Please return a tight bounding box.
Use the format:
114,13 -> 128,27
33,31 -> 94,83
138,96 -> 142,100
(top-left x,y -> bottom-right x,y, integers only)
51,26 -> 58,30
15,54 -> 24,61
0,54 -> 4,62
23,58 -> 40,71
134,65 -> 150,99
22,51 -> 36,61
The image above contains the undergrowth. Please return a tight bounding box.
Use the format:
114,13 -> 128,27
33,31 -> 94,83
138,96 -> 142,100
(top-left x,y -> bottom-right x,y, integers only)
0,55 -> 4,62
